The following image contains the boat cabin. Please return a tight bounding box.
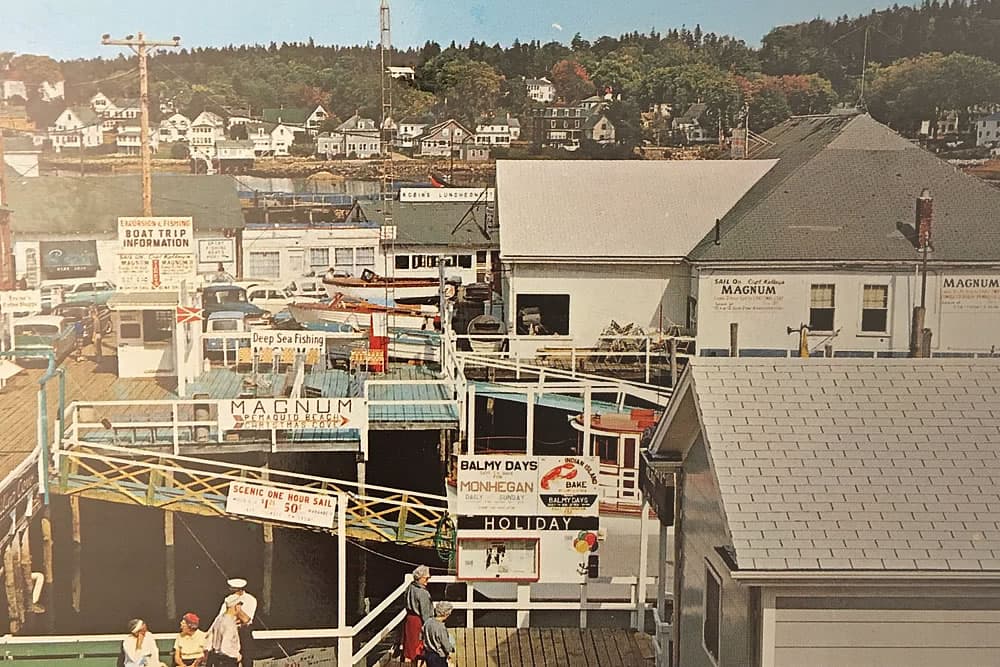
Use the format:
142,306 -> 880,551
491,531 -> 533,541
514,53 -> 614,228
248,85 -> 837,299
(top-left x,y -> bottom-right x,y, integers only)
570,408 -> 659,514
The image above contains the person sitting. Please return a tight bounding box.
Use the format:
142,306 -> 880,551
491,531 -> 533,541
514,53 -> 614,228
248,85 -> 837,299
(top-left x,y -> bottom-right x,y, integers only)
121,618 -> 164,667
421,602 -> 456,667
174,612 -> 208,667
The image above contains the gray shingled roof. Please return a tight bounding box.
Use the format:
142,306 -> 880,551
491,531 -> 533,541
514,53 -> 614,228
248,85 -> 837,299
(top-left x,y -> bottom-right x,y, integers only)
358,200 -> 495,248
7,174 -> 243,233
691,113 -> 1000,263
686,358 -> 1000,572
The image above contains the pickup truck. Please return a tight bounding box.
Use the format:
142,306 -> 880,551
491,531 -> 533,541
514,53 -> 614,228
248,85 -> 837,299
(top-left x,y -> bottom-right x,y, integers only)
201,284 -> 270,330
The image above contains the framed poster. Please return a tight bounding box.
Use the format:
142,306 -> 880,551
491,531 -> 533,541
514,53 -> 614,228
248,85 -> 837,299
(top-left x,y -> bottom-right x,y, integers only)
456,537 -> 540,582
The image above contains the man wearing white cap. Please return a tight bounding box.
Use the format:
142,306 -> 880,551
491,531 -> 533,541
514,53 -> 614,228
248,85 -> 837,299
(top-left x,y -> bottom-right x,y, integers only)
206,595 -> 243,667
217,578 -> 256,666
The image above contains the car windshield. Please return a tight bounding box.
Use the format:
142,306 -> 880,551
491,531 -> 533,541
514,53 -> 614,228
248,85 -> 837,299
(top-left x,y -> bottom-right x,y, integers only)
208,288 -> 247,304
55,307 -> 87,318
211,320 -> 240,331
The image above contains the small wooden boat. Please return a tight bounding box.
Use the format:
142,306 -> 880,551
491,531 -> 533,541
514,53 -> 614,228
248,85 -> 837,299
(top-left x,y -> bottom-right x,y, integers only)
322,268 -> 440,304
466,314 -> 506,352
288,294 -> 439,332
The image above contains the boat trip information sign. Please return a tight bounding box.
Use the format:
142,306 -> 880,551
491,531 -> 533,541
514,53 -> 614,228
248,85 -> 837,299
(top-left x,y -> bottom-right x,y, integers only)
0,290 -> 42,313
456,455 -> 600,519
250,330 -> 326,354
218,397 -> 367,431
225,481 -> 337,529
116,217 -> 196,291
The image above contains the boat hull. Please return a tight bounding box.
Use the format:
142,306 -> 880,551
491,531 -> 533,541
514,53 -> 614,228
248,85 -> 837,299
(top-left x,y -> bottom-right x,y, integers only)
288,302 -> 436,332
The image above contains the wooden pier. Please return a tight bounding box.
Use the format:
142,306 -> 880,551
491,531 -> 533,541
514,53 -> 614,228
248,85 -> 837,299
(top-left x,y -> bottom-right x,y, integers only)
381,627 -> 655,667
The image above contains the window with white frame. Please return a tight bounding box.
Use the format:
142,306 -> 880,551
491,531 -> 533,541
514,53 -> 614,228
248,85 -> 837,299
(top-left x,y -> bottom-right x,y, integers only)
309,248 -> 330,275
334,248 -> 354,274
861,284 -> 889,333
703,562 -> 721,664
809,284 -> 836,331
247,251 -> 280,279
356,247 -> 376,269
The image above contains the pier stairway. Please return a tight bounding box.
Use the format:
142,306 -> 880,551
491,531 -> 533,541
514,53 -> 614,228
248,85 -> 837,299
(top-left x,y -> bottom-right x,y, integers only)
51,441 -> 450,546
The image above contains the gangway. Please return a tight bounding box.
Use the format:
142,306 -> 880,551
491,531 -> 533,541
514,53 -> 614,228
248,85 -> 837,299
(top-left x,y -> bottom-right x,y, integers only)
53,441 -> 449,546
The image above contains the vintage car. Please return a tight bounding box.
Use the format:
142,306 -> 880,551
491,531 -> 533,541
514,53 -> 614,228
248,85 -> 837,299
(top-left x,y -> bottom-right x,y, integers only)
13,315 -> 78,365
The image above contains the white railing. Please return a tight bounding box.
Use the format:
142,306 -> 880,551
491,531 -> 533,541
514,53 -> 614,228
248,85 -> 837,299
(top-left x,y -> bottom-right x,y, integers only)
456,332 -> 693,385
255,573 -> 661,667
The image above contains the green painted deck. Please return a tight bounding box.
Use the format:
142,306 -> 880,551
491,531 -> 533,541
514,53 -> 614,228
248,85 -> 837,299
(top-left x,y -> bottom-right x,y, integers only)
473,381 -> 628,415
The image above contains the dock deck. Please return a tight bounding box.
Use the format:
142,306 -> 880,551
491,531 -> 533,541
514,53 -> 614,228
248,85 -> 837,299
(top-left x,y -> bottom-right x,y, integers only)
382,628 -> 654,666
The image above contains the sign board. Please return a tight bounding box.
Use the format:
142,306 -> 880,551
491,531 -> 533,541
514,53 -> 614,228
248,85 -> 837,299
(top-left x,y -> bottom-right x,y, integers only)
0,290 -> 42,313
250,330 -> 325,354
117,253 -> 197,291
255,647 -> 337,667
198,238 -> 235,264
711,276 -> 786,312
218,397 -> 367,431
225,481 -> 337,529
399,187 -> 495,203
176,306 -> 203,324
350,348 -> 385,366
456,455 -> 600,519
941,275 -> 1000,312
117,217 -> 196,291
456,537 -> 540,581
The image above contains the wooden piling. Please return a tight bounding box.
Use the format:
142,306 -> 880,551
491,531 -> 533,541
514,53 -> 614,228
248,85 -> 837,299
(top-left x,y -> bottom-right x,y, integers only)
669,338 -> 678,387
70,495 -> 81,614
262,524 -> 273,616
165,511 -> 176,621
729,323 -> 739,357
4,543 -> 21,633
19,529 -> 33,617
41,511 -> 53,629
11,533 -> 24,625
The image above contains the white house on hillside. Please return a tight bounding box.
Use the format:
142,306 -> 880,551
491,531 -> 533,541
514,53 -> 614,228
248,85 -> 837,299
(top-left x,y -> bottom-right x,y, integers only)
475,114 -> 519,146
418,119 -> 472,157
38,80 -> 65,102
270,123 -> 297,157
319,114 -> 380,158
49,107 -> 102,152
1,79 -> 28,101
158,113 -> 192,143
396,118 -> 432,149
525,77 -> 556,103
189,111 -> 226,158
977,112 -> 1000,147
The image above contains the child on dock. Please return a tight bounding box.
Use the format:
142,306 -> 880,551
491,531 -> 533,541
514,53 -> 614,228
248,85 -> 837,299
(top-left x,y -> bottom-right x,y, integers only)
420,602 -> 455,667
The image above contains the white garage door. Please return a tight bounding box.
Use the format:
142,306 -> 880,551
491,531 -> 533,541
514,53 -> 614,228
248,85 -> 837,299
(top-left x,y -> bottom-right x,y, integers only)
774,599 -> 1000,667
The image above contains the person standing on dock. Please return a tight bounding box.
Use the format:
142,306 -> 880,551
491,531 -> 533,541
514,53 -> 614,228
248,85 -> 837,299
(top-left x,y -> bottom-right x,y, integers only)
216,578 -> 256,666
121,618 -> 164,667
421,602 -> 455,667
206,595 -> 243,667
174,612 -> 208,667
402,565 -> 434,664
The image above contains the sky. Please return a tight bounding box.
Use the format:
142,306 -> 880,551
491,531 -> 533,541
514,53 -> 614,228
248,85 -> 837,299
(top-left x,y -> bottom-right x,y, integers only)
5,0 -> 901,60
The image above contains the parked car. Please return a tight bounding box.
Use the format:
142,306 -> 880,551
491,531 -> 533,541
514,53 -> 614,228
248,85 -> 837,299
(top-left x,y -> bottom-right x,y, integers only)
203,311 -> 251,357
201,284 -> 270,330
52,303 -> 112,344
41,278 -> 116,306
285,279 -> 325,302
247,284 -> 293,314
13,315 -> 78,366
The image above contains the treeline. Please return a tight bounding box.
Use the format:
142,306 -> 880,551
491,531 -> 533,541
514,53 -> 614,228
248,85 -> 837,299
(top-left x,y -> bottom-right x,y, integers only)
6,0 -> 1000,141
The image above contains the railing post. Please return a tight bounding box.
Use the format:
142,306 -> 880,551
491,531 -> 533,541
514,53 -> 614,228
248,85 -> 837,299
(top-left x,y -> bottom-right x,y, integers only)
580,581 -> 588,629
466,384 -> 476,455
465,582 -> 475,628
395,494 -> 410,542
645,337 -> 651,385
171,403 -> 180,456
516,583 -> 530,628
338,635 -> 353,667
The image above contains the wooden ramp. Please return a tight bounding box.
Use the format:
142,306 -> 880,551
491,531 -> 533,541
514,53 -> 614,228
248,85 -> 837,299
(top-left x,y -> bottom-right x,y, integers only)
381,628 -> 655,667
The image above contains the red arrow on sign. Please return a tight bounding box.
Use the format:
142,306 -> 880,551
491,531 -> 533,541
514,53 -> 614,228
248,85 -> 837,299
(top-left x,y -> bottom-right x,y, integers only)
151,258 -> 162,288
176,306 -> 203,324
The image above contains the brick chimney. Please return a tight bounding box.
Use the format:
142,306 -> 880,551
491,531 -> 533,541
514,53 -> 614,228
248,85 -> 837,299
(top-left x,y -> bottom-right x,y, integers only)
916,188 -> 933,251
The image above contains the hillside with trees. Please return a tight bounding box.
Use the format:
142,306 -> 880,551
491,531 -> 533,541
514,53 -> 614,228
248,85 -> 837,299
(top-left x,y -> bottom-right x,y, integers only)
6,0 -> 1000,149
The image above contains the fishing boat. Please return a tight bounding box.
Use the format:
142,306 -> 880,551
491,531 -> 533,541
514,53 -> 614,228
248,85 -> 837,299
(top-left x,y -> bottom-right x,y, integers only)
322,268 -> 441,304
569,408 -> 660,515
298,321 -> 441,363
466,314 -> 506,352
288,296 -> 439,332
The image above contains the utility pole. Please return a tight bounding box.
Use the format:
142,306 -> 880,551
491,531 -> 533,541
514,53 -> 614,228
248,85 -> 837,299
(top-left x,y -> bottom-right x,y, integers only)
101,32 -> 181,216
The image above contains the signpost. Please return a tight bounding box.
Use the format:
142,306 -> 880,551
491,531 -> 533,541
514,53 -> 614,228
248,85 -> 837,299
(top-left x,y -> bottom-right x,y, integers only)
225,481 -> 338,529
116,217 -> 196,291
218,397 -> 367,432
455,455 -> 601,583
